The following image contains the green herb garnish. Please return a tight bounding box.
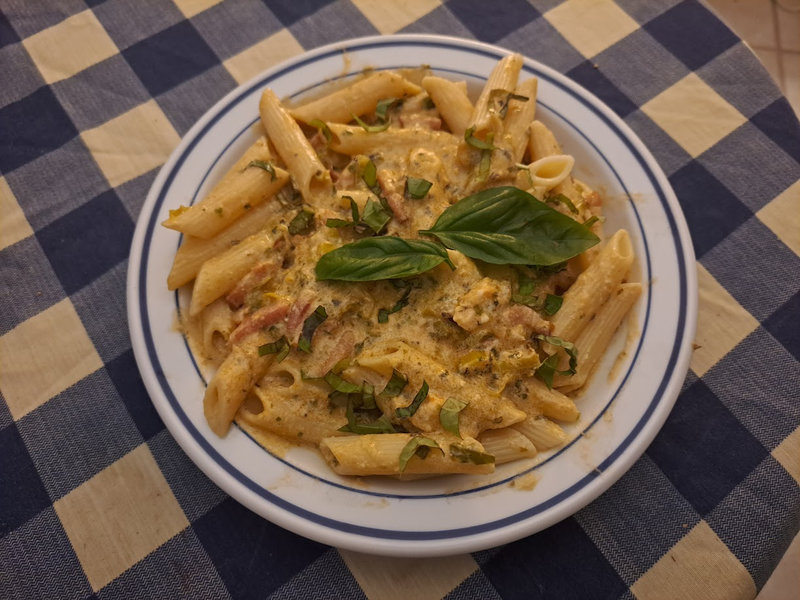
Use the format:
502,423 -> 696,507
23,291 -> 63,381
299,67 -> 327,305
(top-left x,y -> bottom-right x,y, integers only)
420,186 -> 599,266
352,113 -> 390,133
450,444 -> 495,465
258,336 -> 290,362
543,294 -> 563,316
464,126 -> 495,150
377,285 -> 411,323
323,370 -> 361,394
309,118 -> 333,143
247,159 -> 277,181
406,177 -> 433,199
395,380 -> 429,419
534,334 -> 578,388
315,237 -> 454,281
439,397 -> 468,437
399,436 -> 441,472
361,198 -> 393,234
297,305 -> 327,353
547,193 -> 578,214
378,369 -> 408,400
375,97 -> 400,121
288,207 -> 315,235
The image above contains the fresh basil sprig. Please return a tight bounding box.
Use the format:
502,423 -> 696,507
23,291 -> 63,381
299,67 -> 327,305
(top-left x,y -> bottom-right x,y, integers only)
420,186 -> 599,266
315,237 -> 454,281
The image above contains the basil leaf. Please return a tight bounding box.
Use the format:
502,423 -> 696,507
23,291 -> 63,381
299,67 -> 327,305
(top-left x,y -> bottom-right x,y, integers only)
399,436 -> 441,472
543,294 -> 563,316
352,113 -> 390,133
288,207 -> 315,236
315,237 -> 454,281
476,137 -> 493,183
420,186 -> 599,266
464,127 -> 495,150
440,397 -> 468,437
584,215 -> 600,228
450,444 -> 495,465
395,380 -> 429,419
297,305 -> 327,353
378,369 -> 408,400
340,402 -> 397,434
349,196 -> 360,223
547,193 -> 578,214
362,159 -> 378,189
361,382 -> 376,410
325,218 -> 351,228
497,92 -> 530,118
258,336 -> 290,362
534,334 -> 578,389
323,370 -> 361,394
406,177 -> 432,199
375,97 -> 400,121
361,198 -> 392,234
378,285 -> 411,324
309,118 -> 332,143
533,354 -> 560,389
246,159 -> 277,181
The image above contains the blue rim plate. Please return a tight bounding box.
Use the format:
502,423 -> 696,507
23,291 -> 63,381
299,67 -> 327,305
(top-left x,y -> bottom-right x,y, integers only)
127,34 -> 697,556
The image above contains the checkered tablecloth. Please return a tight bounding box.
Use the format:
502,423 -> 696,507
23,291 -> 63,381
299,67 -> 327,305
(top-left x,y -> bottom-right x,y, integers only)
1,1 -> 798,598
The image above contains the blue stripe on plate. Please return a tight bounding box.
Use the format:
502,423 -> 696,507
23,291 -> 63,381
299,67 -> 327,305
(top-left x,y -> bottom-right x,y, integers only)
137,37 -> 689,540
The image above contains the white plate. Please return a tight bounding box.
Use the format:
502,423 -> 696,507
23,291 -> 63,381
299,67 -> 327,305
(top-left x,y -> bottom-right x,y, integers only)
127,34 -> 697,557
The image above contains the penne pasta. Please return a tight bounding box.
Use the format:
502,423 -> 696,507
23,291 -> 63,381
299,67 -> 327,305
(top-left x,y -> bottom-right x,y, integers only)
162,137 -> 289,239
421,75 -> 475,137
166,57 -> 641,483
259,88 -> 332,204
291,71 -> 422,124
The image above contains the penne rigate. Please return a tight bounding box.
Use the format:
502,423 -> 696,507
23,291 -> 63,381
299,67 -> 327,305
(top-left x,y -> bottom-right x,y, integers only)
164,55 -> 640,480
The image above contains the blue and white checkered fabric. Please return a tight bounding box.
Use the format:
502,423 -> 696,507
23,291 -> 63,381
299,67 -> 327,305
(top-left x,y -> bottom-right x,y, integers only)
1,1 -> 798,598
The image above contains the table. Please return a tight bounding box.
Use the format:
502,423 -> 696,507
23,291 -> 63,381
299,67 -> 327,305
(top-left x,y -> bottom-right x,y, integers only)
1,1 -> 798,598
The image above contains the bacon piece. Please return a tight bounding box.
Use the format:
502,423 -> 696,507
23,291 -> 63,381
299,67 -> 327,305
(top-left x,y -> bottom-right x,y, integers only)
229,301 -> 290,346
377,169 -> 408,222
225,260 -> 278,309
285,288 -> 316,342
303,329 -> 356,378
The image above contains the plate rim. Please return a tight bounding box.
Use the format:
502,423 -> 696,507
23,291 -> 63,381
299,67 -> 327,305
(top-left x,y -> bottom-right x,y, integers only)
127,33 -> 697,556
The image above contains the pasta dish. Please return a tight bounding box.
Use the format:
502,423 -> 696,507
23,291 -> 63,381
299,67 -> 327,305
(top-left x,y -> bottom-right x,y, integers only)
162,54 -> 640,478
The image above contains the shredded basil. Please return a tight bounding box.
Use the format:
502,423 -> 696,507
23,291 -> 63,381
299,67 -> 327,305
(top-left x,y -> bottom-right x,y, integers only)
534,334 -> 578,389
378,285 -> 411,323
399,436 -> 441,472
450,444 -> 495,465
375,97 -> 400,121
315,237 -> 454,281
543,294 -> 563,316
361,198 -> 392,234
440,397 -> 468,437
464,126 -> 495,150
323,370 -> 361,394
297,305 -> 327,353
362,159 -> 378,189
497,91 -> 530,118
406,177 -> 432,199
584,215 -> 601,228
288,207 -> 315,236
339,403 -> 397,434
395,380 -> 429,419
246,159 -> 277,181
258,336 -> 290,362
378,369 -> 408,400
309,118 -> 333,143
547,193 -> 579,214
352,113 -> 390,133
